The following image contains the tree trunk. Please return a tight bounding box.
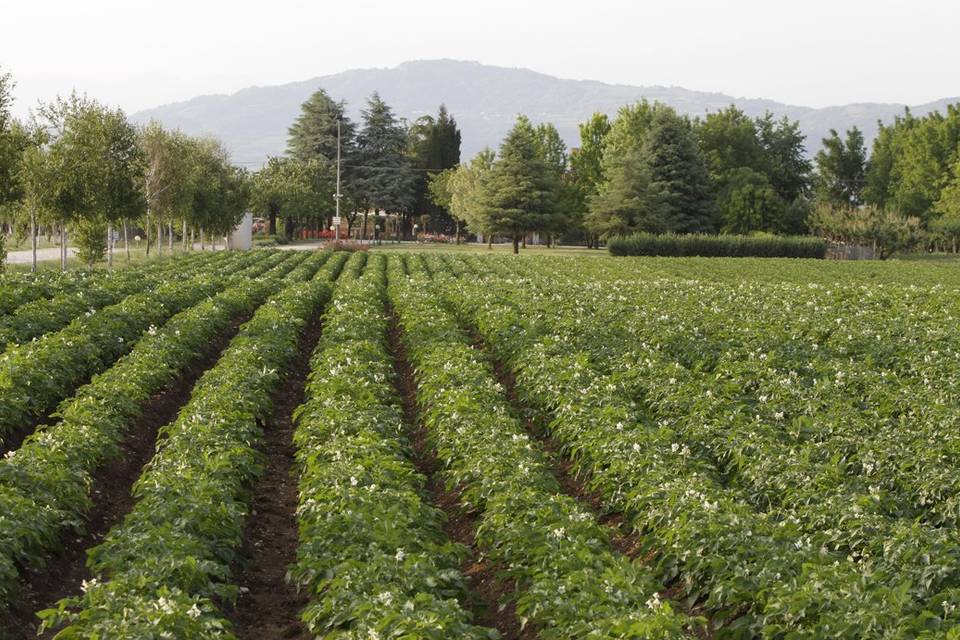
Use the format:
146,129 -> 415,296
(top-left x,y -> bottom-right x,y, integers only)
123,219 -> 131,261
30,207 -> 37,273
362,212 -> 368,242
189,228 -> 195,249
145,210 -> 152,256
512,234 -> 520,254
268,211 -> 277,236
521,235 -> 526,249
107,223 -> 114,269
168,222 -> 173,252
156,222 -> 163,255
182,220 -> 188,251
455,219 -> 461,245
60,225 -> 67,271
487,234 -> 493,250
200,227 -> 205,251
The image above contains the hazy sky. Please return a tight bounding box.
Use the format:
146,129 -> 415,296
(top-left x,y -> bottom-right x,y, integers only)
3,0 -> 957,118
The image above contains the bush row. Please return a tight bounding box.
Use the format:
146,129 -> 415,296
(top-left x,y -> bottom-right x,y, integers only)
608,233 -> 827,258
0,250 -> 220,350
38,251 -> 341,637
0,249 -> 213,318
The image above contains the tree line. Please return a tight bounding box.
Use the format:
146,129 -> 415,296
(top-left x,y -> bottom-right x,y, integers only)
255,89 -> 462,242
4,59 -> 959,263
433,100 -> 960,256
0,68 -> 249,270
430,102 -> 813,253
811,106 -> 960,254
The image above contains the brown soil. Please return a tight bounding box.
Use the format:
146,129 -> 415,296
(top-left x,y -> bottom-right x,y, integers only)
386,306 -> 532,640
0,315 -> 249,640
227,316 -> 326,640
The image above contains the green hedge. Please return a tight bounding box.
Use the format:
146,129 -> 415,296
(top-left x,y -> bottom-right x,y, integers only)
608,233 -> 827,259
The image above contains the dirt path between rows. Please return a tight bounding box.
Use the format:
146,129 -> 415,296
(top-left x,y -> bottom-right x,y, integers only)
227,316 -> 325,640
1,314 -> 250,640
386,306 -> 531,640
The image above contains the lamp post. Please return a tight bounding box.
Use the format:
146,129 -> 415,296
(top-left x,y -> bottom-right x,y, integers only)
334,118 -> 342,242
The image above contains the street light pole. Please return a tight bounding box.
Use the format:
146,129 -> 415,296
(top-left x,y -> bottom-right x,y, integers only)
334,117 -> 342,242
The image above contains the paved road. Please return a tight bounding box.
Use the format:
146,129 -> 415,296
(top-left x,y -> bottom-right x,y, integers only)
6,247 -> 77,264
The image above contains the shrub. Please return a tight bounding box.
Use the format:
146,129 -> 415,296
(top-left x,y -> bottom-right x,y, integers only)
608,233 -> 827,258
321,240 -> 369,252
72,218 -> 108,265
809,205 -> 924,259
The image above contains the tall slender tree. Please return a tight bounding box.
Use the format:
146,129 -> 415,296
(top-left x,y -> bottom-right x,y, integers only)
586,146 -> 667,238
409,105 -> 461,233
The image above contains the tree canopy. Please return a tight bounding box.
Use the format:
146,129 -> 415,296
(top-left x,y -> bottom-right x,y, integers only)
815,127 -> 868,208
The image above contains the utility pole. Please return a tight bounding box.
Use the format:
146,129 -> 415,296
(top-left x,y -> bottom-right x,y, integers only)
334,117 -> 342,242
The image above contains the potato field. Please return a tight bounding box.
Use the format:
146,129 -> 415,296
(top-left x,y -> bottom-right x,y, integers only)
1,248 -> 960,639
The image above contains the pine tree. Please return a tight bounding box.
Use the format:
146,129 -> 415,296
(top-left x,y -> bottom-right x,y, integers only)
586,147 -> 667,238
286,89 -> 354,164
639,111 -> 715,233
480,116 -> 561,253
354,92 -> 417,238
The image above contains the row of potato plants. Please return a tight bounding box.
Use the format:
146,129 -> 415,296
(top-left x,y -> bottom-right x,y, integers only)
0,250 -> 218,350
38,250 -> 342,638
458,253 -> 958,520
604,283 -> 960,636
390,254 -> 694,639
289,251 -> 496,638
441,254 -> 960,638
0,249 -> 288,447
0,270 -> 85,316
0,250 -> 324,606
0,250 -> 216,320
476,255 -> 960,635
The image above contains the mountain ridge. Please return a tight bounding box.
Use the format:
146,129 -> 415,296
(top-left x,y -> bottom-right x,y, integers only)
131,59 -> 959,167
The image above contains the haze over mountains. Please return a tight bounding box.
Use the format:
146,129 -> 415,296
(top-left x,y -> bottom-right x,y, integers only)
131,59 -> 959,168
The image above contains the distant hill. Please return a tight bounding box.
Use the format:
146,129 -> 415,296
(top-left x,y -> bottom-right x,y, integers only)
131,59 -> 959,168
